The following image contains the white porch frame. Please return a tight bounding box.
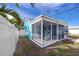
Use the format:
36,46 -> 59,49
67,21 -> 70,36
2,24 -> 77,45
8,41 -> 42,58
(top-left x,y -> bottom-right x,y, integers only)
41,19 -> 43,47
30,15 -> 68,48
57,24 -> 59,40
51,23 -> 52,40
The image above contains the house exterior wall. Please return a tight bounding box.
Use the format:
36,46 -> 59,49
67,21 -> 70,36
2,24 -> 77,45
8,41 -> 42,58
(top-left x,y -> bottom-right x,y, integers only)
24,20 -> 32,39
0,15 -> 19,56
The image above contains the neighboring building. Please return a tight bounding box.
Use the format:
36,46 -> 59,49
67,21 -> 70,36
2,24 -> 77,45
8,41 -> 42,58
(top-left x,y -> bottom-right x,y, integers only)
24,15 -> 68,48
68,27 -> 79,35
0,15 -> 19,55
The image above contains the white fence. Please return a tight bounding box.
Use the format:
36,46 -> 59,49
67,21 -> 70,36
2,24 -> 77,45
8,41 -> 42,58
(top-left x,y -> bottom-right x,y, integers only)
0,15 -> 19,56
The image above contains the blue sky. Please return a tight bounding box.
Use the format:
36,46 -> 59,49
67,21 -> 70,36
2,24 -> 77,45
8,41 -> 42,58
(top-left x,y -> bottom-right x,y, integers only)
6,3 -> 79,27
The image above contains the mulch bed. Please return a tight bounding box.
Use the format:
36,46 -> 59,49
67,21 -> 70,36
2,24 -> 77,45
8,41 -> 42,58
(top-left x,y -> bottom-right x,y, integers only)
13,36 -> 63,56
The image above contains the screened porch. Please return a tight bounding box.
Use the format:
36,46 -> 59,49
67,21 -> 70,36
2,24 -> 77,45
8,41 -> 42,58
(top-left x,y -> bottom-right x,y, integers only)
31,16 -> 68,48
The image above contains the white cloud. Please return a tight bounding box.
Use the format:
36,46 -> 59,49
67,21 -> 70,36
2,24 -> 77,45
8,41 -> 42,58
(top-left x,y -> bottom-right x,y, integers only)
36,3 -> 64,8
20,13 -> 34,21
69,26 -> 79,28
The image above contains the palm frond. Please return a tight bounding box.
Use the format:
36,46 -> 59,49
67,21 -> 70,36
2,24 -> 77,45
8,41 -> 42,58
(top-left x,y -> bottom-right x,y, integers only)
15,3 -> 20,7
30,3 -> 35,8
0,12 -> 8,20
0,3 -> 35,29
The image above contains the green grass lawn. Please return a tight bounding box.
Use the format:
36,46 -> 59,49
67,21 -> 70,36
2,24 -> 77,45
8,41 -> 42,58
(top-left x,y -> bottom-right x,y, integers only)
48,40 -> 79,56
69,34 -> 79,39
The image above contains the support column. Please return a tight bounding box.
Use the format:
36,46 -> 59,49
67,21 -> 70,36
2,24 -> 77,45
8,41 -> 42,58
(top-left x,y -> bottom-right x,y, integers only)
41,20 -> 43,47
34,23 -> 36,37
51,23 -> 52,40
57,24 -> 59,40
30,24 -> 32,40
63,26 -> 65,38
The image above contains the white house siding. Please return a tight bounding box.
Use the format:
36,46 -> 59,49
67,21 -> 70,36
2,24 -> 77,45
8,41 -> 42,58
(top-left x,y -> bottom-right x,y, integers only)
0,15 -> 19,56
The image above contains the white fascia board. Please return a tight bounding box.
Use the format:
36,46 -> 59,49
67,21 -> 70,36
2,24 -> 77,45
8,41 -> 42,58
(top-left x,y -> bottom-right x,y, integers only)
31,17 -> 42,24
30,15 -> 42,23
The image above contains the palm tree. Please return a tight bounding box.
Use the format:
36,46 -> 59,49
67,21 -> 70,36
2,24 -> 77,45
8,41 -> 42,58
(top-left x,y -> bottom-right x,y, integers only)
0,4 -> 22,29
0,3 -> 35,29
